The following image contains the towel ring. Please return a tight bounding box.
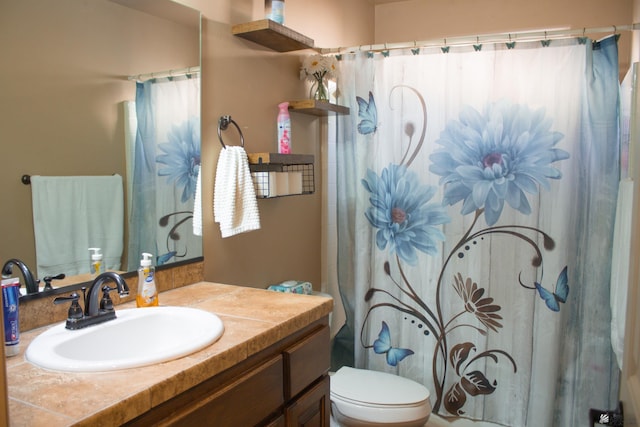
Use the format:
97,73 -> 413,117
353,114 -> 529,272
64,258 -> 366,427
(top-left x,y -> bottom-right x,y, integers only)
217,115 -> 244,149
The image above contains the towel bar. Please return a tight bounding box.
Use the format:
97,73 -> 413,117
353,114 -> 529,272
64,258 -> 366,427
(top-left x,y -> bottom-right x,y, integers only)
22,173 -> 118,185
217,115 -> 245,149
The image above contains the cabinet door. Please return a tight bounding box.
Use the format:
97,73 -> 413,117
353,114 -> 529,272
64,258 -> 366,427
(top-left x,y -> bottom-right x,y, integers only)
285,375 -> 330,427
284,326 -> 330,399
126,355 -> 285,427
178,355 -> 284,426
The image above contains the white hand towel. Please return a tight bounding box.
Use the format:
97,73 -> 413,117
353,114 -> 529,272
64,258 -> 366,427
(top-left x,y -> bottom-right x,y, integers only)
193,165 -> 202,236
213,146 -> 261,238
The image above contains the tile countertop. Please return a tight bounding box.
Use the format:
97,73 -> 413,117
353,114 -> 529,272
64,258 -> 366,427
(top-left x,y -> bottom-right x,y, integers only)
6,282 -> 333,427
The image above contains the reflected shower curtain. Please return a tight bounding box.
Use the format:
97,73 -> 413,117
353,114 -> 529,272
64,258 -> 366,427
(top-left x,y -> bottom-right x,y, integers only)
128,76 -> 202,271
331,36 -> 620,426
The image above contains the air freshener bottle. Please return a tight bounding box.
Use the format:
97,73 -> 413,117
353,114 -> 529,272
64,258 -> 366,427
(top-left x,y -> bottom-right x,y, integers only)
136,253 -> 158,307
277,102 -> 291,154
265,0 -> 285,24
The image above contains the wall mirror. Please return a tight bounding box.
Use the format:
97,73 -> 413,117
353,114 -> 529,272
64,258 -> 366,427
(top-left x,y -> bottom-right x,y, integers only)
0,0 -> 202,299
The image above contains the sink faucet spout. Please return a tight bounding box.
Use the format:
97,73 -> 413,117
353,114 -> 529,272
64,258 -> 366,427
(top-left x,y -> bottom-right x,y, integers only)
2,258 -> 38,294
85,272 -> 129,317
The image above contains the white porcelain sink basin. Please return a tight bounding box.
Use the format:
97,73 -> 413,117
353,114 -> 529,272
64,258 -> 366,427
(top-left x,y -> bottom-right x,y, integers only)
26,306 -> 224,372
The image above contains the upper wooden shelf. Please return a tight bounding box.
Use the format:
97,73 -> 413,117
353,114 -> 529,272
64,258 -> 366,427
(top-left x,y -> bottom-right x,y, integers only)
288,100 -> 350,116
232,19 -> 314,52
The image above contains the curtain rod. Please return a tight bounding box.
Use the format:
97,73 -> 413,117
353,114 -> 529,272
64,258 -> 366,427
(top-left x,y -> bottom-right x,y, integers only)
320,23 -> 640,54
127,66 -> 200,82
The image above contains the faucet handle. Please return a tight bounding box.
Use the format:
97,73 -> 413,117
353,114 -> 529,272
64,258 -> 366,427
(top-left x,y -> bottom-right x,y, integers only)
53,292 -> 83,320
100,285 -> 116,311
42,273 -> 66,291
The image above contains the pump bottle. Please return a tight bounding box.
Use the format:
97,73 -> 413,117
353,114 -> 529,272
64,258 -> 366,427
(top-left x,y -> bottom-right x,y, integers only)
136,253 -> 158,307
88,248 -> 103,277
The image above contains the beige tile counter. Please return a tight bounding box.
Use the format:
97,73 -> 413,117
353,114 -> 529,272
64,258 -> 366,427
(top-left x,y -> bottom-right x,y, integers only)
6,282 -> 333,427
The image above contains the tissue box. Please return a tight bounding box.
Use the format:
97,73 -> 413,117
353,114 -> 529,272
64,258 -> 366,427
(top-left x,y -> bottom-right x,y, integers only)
251,170 -> 306,197
288,172 -> 303,195
267,280 -> 312,294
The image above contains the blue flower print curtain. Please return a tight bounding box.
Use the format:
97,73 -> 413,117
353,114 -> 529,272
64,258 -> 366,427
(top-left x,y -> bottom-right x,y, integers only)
332,36 -> 620,426
128,76 -> 202,271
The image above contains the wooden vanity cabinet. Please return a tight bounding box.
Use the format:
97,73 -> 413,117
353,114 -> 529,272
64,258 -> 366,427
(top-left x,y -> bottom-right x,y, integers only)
124,319 -> 331,427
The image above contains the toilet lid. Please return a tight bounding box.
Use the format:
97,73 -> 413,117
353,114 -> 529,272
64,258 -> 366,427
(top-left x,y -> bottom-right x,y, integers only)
331,366 -> 430,406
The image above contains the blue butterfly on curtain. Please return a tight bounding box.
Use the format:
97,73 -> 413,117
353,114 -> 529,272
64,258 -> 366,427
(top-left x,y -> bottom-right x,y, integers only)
374,321 -> 414,366
534,266 -> 569,312
356,91 -> 378,135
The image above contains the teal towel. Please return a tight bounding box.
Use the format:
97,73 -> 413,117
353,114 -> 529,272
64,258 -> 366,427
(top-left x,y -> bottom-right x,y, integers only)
31,175 -> 124,278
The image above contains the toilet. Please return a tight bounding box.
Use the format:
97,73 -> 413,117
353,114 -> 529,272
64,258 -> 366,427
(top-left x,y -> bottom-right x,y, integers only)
329,366 -> 432,427
308,291 -> 432,426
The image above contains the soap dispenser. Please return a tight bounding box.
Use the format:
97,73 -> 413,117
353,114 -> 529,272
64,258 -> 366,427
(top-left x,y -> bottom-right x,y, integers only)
136,253 -> 158,307
88,248 -> 103,277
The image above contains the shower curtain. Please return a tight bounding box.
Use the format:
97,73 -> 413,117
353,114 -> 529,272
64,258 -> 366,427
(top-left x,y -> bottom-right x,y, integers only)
331,35 -> 621,426
128,76 -> 202,271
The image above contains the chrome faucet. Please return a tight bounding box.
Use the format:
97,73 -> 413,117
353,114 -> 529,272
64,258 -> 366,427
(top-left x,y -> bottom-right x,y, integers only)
2,258 -> 38,294
54,271 -> 129,330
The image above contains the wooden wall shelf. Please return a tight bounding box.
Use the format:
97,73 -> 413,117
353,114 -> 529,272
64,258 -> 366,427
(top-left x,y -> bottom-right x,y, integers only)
288,100 -> 350,116
248,153 -> 314,165
232,19 -> 314,52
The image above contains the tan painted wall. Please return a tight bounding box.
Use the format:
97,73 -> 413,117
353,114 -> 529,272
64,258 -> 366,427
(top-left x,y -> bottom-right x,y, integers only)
0,0 -> 199,271
184,0 -> 633,292
375,0 -> 632,43
375,0 -> 633,76
178,0 -> 374,289
3,0 -> 633,293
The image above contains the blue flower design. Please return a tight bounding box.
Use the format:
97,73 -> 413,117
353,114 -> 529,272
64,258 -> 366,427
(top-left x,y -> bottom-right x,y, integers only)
157,117 -> 201,203
362,164 -> 450,264
429,101 -> 569,225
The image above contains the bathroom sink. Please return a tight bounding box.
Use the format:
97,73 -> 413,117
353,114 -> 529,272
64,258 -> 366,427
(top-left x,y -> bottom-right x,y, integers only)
26,306 -> 224,372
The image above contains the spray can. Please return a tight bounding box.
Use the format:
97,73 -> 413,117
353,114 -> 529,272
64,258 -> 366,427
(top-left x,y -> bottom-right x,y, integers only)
277,102 -> 291,154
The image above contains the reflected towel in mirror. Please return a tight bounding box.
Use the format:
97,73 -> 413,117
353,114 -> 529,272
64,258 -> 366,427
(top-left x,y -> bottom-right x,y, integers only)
193,164 -> 203,236
30,175 -> 124,278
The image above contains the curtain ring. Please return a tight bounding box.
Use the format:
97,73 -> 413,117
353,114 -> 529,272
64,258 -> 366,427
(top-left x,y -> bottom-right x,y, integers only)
217,115 -> 244,149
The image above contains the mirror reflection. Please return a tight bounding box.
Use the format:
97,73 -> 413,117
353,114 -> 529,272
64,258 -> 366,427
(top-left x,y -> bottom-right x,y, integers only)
0,0 -> 202,297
